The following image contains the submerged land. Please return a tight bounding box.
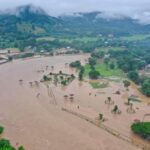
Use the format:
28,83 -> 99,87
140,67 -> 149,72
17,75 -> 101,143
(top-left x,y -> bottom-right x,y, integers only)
0,4 -> 150,150
0,53 -> 149,150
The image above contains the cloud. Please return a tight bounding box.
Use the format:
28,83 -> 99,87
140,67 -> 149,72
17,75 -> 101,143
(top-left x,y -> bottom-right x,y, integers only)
1,0 -> 150,24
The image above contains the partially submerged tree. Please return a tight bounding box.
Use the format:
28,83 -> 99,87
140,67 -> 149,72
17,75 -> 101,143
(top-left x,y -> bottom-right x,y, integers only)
0,126 -> 4,134
89,69 -> 100,79
123,80 -> 131,89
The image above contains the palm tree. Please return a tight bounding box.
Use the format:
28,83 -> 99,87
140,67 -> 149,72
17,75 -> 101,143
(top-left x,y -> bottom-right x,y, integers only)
108,97 -> 111,103
127,98 -> 131,105
59,70 -> 62,74
112,105 -> 118,113
105,97 -> 114,105
99,113 -> 103,120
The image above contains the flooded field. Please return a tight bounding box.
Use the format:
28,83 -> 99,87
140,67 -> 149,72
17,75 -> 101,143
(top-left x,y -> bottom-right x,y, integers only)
0,54 -> 149,150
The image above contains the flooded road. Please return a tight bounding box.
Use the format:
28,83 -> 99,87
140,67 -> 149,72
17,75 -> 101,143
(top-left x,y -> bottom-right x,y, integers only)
0,54 -> 148,150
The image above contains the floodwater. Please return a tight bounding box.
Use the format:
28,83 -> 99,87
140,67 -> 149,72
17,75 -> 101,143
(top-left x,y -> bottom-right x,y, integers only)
0,54 -> 149,150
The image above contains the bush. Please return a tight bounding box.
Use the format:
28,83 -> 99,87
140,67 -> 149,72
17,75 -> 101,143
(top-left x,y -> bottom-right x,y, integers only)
18,146 -> 25,150
61,80 -> 67,86
0,139 -> 16,150
141,79 -> 150,97
88,57 -> 96,67
43,75 -> 51,81
123,80 -> 131,88
128,71 -> 139,84
89,69 -> 100,79
0,126 -> 4,134
131,122 -> 150,140
69,61 -> 81,68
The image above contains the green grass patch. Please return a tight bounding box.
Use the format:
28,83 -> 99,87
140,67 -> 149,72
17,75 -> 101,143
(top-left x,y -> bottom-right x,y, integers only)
121,34 -> 150,41
36,36 -> 55,41
90,81 -> 108,89
131,122 -> 150,140
84,64 -> 124,77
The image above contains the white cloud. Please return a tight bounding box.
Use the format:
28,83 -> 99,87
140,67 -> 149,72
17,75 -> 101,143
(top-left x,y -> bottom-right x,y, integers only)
1,0 -> 150,24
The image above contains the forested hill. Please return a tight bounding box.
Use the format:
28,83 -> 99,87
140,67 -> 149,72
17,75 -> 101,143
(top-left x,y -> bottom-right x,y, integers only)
1,5 -> 150,50
60,12 -> 150,36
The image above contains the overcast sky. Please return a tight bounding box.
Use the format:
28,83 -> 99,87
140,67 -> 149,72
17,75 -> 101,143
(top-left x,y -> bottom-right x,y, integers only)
1,0 -> 150,23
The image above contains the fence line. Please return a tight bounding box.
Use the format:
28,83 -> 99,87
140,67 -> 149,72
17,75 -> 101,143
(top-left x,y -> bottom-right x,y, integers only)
61,107 -> 150,150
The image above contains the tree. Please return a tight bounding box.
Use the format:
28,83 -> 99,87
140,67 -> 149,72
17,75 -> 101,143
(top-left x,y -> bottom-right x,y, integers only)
0,139 -> 16,150
78,66 -> 84,81
123,80 -> 131,88
99,114 -> 103,120
43,75 -> 51,81
112,105 -> 118,113
88,57 -> 96,67
104,58 -> 109,66
69,61 -> 81,68
59,71 -> 62,74
108,97 -> 111,103
128,71 -> 139,84
131,122 -> 150,139
61,80 -> 67,86
0,126 -> 4,134
89,69 -> 100,79
141,79 -> 150,97
109,62 -> 115,69
18,146 -> 25,150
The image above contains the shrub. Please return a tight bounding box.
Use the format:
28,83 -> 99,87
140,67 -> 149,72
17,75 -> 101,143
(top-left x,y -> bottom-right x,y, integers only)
18,146 -> 25,150
0,139 -> 16,150
0,126 -> 4,134
131,122 -> 150,140
89,69 -> 100,79
69,61 -> 81,68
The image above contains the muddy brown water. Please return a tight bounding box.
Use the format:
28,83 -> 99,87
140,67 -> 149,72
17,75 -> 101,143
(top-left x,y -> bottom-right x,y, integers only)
0,54 -> 149,150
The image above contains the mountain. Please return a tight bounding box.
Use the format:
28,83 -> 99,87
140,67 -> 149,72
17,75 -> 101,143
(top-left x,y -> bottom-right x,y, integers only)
60,11 -> 150,36
0,5 -> 63,39
1,5 -> 150,50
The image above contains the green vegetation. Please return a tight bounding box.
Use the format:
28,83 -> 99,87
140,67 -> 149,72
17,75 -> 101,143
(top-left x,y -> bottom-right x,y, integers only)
84,64 -> 124,77
131,122 -> 150,140
0,126 -> 4,134
1,5 -> 150,53
128,71 -> 139,84
89,69 -> 100,79
0,139 -> 16,150
96,47 -> 125,53
121,34 -> 150,41
36,36 -> 55,42
69,61 -> 81,68
42,72 -> 75,86
88,57 -> 97,67
0,126 -> 25,150
90,82 -> 108,89
78,67 -> 85,81
18,146 -> 25,150
141,79 -> 150,97
43,75 -> 51,81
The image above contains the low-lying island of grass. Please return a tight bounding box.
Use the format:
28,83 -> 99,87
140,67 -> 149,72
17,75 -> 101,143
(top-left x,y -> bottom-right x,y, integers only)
84,64 -> 124,78
131,122 -> 150,140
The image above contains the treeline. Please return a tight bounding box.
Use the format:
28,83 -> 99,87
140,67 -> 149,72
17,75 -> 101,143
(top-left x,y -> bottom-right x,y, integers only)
92,47 -> 150,97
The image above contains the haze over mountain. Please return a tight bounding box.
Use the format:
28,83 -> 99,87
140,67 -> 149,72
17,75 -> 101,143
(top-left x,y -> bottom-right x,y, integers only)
1,4 -> 150,51
1,0 -> 150,24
